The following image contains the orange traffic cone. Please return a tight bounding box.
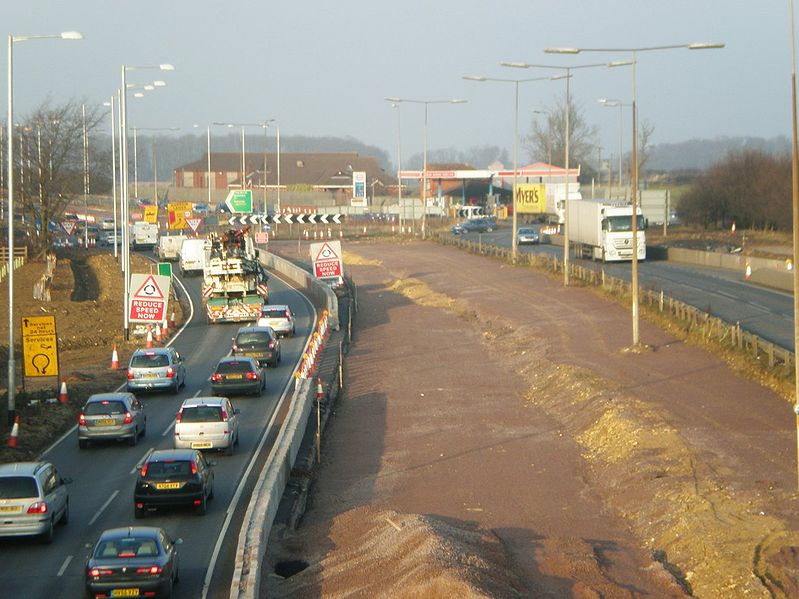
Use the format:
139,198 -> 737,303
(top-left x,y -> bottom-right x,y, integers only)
154,323 -> 162,343
7,417 -> 19,448
745,263 -> 752,280
110,344 -> 119,369
145,327 -> 154,348
316,378 -> 324,401
59,381 -> 69,404
169,312 -> 176,331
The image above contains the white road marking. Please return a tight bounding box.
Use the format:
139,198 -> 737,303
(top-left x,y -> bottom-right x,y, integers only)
131,448 -> 154,474
714,289 -> 737,300
161,420 -> 175,437
57,555 -> 73,577
749,302 -> 771,313
88,490 -> 120,526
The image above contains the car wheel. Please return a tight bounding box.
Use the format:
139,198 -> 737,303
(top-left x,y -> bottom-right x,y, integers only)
486,226 -> 494,232
78,439 -> 88,449
128,429 -> 138,446
134,505 -> 146,519
162,578 -> 174,599
226,441 -> 235,457
171,381 -> 179,395
197,493 -> 207,516
173,565 -> 180,584
60,500 -> 69,525
140,423 -> 146,439
40,517 -> 54,545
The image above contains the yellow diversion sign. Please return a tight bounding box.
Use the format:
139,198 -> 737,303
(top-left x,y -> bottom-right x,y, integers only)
514,183 -> 546,214
21,315 -> 59,378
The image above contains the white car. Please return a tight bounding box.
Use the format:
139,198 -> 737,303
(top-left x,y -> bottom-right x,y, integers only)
174,397 -> 239,455
256,305 -> 296,337
0,461 -> 71,543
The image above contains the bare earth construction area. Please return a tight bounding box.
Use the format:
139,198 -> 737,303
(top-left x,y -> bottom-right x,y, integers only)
266,240 -> 799,598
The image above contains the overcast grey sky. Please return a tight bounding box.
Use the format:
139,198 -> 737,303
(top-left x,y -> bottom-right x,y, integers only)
5,1 -> 791,166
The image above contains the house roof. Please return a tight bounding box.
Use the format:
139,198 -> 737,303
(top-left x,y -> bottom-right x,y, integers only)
174,152 -> 397,188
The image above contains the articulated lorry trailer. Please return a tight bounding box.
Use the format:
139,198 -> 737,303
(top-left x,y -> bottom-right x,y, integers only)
566,198 -> 646,262
202,227 -> 269,323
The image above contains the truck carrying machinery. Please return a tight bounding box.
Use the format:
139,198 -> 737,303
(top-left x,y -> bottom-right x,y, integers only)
566,198 -> 646,262
202,227 -> 269,323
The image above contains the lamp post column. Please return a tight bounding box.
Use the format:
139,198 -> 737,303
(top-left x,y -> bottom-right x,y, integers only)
563,69 -> 571,286
276,127 -> 281,215
631,52 -> 640,346
788,0 -> 799,490
6,34 -> 15,426
133,127 -> 138,200
512,80 -> 519,260
206,125 -> 211,206
109,97 -> 118,259
121,65 -> 130,340
422,102 -> 428,239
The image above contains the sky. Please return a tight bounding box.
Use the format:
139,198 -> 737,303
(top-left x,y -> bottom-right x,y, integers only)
3,0 -> 793,168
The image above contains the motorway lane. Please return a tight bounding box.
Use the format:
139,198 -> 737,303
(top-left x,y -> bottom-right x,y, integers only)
454,227 -> 795,350
0,268 -> 316,598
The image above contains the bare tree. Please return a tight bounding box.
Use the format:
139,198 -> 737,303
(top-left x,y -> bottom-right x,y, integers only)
636,119 -> 655,174
524,93 -> 597,168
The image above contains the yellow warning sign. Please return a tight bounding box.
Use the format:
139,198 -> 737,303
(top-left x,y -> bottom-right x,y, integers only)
21,315 -> 59,378
168,202 -> 193,230
143,205 -> 159,224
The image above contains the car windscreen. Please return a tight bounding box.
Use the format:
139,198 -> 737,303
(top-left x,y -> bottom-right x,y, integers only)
85,400 -> 126,415
180,406 -> 223,422
261,309 -> 287,319
144,460 -> 193,479
236,333 -> 271,347
0,476 -> 39,499
94,537 -> 160,558
130,353 -> 169,368
216,361 -> 252,374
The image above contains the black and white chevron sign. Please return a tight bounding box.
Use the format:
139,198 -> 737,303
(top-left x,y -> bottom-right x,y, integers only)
229,213 -> 346,226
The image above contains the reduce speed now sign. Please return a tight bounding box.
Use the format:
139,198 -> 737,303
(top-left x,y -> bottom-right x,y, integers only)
128,273 -> 171,323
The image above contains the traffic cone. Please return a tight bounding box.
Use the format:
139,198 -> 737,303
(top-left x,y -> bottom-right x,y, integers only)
59,381 -> 69,404
154,323 -> 162,343
745,263 -> 752,280
731,221 -> 736,234
7,417 -> 19,448
169,312 -> 176,331
316,378 -> 324,401
110,344 -> 119,369
145,327 -> 154,348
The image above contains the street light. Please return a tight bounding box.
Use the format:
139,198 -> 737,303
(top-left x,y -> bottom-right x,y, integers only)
6,30 -> 82,426
102,98 -> 119,259
463,74 -> 563,260
120,63 -> 175,340
788,0 -> 799,490
598,98 -> 631,198
132,127 -> 179,204
212,121 -> 274,205
386,102 -> 406,232
502,60 -> 619,286
546,42 -> 723,347
384,97 -> 467,238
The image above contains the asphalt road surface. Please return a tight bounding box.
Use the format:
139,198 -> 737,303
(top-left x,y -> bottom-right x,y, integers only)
0,269 -> 315,599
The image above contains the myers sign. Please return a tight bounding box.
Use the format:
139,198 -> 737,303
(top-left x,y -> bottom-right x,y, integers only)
514,183 -> 546,214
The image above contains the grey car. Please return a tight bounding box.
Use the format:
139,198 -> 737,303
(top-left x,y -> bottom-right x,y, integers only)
0,461 -> 70,544
517,227 -> 540,245
256,304 -> 296,337
127,347 -> 186,394
78,392 -> 146,448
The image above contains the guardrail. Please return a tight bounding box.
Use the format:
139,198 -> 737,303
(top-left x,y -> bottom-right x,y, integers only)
435,233 -> 795,374
0,247 -> 27,284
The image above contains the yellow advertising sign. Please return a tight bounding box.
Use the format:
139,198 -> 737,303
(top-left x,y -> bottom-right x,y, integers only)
143,205 -> 159,223
514,183 -> 546,214
168,202 -> 193,230
21,315 -> 59,378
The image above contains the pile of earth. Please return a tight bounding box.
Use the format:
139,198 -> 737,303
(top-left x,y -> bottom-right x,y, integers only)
0,249 -> 185,462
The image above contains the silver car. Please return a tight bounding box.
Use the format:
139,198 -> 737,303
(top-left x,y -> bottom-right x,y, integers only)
0,461 -> 70,544
517,227 -> 540,245
174,397 -> 240,455
78,392 -> 146,448
127,347 -> 186,394
256,304 -> 296,337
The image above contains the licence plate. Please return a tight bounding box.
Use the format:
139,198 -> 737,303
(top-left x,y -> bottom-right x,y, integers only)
144,373 -> 159,378
226,374 -> 243,380
155,482 -> 181,490
111,589 -> 139,597
0,506 -> 21,513
191,441 -> 213,449
96,419 -> 115,426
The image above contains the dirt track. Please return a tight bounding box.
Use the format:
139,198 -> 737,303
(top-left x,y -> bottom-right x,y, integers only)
266,239 -> 799,598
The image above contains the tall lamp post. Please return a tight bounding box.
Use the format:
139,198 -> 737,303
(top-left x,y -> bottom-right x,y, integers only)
501,61 -> 619,285
120,63 -> 175,340
387,102 -> 405,232
463,74 -> 563,261
788,0 -> 799,490
545,42 -> 723,347
102,98 -> 119,259
131,126 -> 179,204
384,97 -> 467,238
212,121 -> 274,201
6,30 -> 82,426
598,98 -> 631,198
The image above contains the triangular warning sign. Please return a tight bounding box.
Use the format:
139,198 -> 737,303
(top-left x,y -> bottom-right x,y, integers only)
315,242 -> 339,261
133,275 -> 165,300
61,221 -> 77,236
186,218 -> 203,233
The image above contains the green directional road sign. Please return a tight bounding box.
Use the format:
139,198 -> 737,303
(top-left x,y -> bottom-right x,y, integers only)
225,190 -> 253,214
157,262 -> 173,278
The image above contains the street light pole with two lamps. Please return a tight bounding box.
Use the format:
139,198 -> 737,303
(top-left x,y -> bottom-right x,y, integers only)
597,98 -> 631,198
545,43 -> 724,347
384,97 -> 467,238
6,30 -> 83,426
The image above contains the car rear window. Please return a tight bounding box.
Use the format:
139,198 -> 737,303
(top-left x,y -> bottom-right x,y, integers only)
216,361 -> 252,374
180,406 -> 223,422
261,309 -> 286,318
131,353 -> 169,368
85,400 -> 126,415
95,537 -> 160,558
236,332 -> 271,346
0,476 -> 39,499
144,460 -> 193,479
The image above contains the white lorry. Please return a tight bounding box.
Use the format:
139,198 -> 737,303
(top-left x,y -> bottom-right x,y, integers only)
131,222 -> 158,250
567,198 -> 646,262
179,238 -> 210,276
157,234 -> 187,262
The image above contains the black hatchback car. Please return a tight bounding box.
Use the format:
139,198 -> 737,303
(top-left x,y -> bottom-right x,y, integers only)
451,217 -> 497,235
210,356 -> 265,396
231,326 -> 281,367
134,449 -> 214,518
85,526 -> 181,599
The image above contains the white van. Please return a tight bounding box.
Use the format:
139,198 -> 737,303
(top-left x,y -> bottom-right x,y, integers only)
179,238 -> 209,276
131,222 -> 159,250
157,234 -> 187,262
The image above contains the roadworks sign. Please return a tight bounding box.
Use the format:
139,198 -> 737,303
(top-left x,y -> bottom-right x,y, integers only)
21,315 -> 59,378
310,241 -> 344,280
128,273 -> 171,323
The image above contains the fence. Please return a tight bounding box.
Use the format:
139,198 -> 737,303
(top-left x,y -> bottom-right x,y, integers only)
0,246 -> 28,284
435,233 -> 795,374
